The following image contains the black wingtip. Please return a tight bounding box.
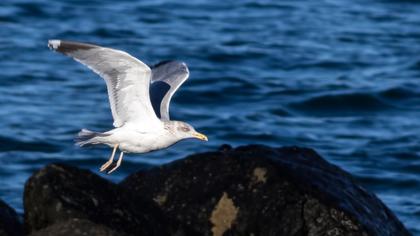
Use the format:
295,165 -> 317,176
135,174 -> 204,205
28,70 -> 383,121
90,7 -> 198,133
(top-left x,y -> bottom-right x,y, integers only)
150,60 -> 177,69
47,40 -> 97,54
150,60 -> 189,74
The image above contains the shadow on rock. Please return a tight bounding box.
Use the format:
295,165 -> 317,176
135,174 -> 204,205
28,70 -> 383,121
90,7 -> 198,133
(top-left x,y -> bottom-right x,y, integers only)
0,199 -> 23,236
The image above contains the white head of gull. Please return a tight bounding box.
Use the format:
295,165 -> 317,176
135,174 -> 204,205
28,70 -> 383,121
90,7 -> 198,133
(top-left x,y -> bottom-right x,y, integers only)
48,40 -> 208,174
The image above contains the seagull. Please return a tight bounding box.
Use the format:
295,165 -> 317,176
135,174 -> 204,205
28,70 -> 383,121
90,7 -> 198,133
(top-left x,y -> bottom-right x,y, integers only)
48,40 -> 208,174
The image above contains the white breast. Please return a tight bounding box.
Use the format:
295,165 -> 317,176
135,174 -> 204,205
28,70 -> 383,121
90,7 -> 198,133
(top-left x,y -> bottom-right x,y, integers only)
108,125 -> 177,153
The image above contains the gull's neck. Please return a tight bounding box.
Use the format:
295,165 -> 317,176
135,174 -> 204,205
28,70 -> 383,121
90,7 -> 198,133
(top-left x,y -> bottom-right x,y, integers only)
163,120 -> 177,135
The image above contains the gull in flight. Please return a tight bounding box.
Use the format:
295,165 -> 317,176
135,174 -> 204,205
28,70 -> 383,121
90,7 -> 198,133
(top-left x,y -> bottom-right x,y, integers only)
48,40 -> 208,174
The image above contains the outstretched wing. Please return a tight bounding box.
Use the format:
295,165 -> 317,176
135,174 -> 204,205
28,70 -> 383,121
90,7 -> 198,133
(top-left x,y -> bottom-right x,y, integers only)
149,60 -> 189,121
48,40 -> 161,129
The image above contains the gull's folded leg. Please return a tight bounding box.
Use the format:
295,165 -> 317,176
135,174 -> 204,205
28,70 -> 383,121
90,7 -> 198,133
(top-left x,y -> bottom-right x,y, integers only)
108,151 -> 124,174
100,144 -> 118,172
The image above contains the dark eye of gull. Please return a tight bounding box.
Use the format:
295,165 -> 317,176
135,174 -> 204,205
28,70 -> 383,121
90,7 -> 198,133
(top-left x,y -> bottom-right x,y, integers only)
179,126 -> 190,132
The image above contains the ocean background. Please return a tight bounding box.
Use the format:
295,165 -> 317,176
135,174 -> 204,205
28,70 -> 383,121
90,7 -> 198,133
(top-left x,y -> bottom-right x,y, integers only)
0,0 -> 420,234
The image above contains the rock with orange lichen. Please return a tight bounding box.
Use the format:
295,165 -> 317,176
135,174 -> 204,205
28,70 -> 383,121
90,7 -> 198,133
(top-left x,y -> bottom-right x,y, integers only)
21,145 -> 410,236
23,164 -> 182,236
121,145 -> 411,236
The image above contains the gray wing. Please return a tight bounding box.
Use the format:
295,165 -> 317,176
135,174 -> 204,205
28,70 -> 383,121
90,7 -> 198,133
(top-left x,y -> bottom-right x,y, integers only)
48,40 -> 161,129
149,60 -> 189,121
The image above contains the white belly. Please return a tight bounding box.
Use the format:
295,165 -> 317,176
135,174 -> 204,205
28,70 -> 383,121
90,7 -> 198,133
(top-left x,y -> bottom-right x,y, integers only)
104,126 -> 177,153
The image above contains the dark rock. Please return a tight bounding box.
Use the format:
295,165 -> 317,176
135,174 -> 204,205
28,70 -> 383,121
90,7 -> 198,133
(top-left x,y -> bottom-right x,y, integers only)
218,144 -> 232,152
0,199 -> 23,236
23,164 -> 180,236
29,218 -> 125,236
121,145 -> 411,236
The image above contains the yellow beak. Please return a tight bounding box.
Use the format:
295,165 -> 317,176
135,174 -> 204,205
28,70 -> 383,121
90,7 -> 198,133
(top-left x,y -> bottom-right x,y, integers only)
193,132 -> 208,141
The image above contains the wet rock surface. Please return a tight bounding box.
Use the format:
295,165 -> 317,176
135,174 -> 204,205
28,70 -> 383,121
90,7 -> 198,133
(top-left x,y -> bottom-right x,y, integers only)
121,145 -> 411,236
19,145 -> 411,236
0,199 -> 23,236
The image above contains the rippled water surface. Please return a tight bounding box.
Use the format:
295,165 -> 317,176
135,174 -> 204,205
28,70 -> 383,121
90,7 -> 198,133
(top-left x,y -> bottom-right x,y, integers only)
1,0 -> 420,233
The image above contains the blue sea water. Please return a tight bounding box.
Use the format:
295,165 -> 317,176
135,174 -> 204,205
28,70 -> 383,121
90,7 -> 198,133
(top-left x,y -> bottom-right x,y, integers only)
1,0 -> 420,233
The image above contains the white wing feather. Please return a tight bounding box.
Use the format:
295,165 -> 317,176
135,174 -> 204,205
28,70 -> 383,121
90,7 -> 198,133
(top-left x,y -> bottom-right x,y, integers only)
48,40 -> 161,130
149,60 -> 189,121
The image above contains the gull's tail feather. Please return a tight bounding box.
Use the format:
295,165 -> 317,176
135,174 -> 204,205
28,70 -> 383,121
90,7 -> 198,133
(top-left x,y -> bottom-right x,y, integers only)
75,129 -> 109,147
